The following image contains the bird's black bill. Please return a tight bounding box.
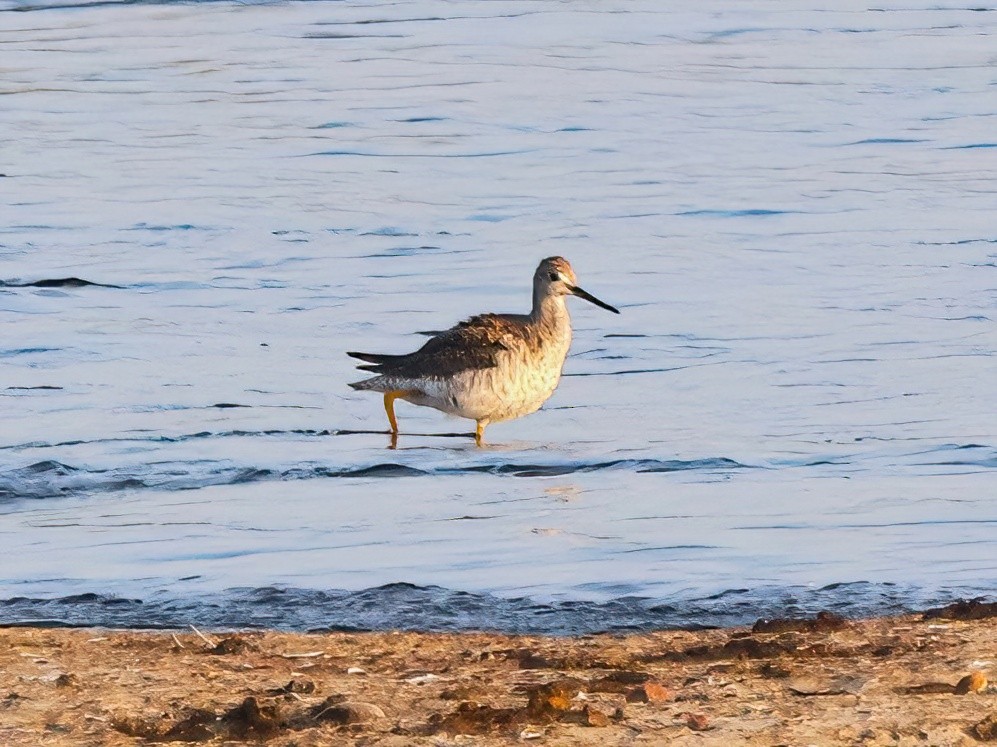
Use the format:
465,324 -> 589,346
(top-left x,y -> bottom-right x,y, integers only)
569,285 -> 620,314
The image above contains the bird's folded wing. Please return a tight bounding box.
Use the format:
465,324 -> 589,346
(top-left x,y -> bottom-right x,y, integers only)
364,314 -> 514,379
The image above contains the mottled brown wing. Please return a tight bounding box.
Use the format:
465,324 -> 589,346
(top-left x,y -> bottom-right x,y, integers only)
366,314 -> 518,380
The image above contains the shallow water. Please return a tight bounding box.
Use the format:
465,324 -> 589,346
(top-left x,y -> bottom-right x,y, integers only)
1,0 -> 994,632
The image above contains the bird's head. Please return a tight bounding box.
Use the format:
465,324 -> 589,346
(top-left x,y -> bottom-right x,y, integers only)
535,256 -> 619,314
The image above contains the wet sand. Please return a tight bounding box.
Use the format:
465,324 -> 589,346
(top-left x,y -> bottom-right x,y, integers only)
1,602 -> 995,746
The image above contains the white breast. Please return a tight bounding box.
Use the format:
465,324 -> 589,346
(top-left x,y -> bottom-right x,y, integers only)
446,320 -> 572,424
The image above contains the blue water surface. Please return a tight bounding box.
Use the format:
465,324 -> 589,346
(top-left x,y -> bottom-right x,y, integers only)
1,0 -> 994,631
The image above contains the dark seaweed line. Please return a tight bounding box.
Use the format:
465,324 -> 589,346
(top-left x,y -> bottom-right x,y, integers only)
0,457 -> 750,500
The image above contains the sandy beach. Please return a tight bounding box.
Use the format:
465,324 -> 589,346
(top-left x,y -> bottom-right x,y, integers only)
2,602 -> 995,746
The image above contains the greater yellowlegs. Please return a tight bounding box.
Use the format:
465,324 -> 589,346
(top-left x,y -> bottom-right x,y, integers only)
348,257 -> 619,446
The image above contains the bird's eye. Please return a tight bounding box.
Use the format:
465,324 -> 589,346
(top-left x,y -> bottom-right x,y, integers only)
549,272 -> 559,282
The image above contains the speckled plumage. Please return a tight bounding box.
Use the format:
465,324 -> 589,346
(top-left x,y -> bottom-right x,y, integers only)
348,257 -> 619,444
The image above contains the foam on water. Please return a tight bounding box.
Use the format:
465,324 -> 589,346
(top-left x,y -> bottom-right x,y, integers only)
0,0 -> 994,629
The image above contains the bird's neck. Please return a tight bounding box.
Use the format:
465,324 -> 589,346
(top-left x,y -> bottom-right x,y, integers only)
530,292 -> 570,330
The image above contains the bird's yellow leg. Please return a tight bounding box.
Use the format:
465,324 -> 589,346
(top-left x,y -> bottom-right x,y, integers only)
475,421 -> 485,446
383,391 -> 403,434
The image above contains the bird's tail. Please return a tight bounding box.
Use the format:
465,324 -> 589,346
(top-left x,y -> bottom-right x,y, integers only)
347,351 -> 394,364
347,353 -> 389,390
347,350 -> 405,374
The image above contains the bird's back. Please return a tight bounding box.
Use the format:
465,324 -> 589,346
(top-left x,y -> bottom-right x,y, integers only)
351,313 -> 523,381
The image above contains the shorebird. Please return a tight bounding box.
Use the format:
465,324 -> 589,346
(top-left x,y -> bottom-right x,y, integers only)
347,257 -> 620,446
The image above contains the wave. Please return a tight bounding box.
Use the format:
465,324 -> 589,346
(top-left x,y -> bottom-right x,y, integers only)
4,0 -> 274,12
0,454 -> 749,500
4,433 -> 993,501
1,582 -> 988,634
